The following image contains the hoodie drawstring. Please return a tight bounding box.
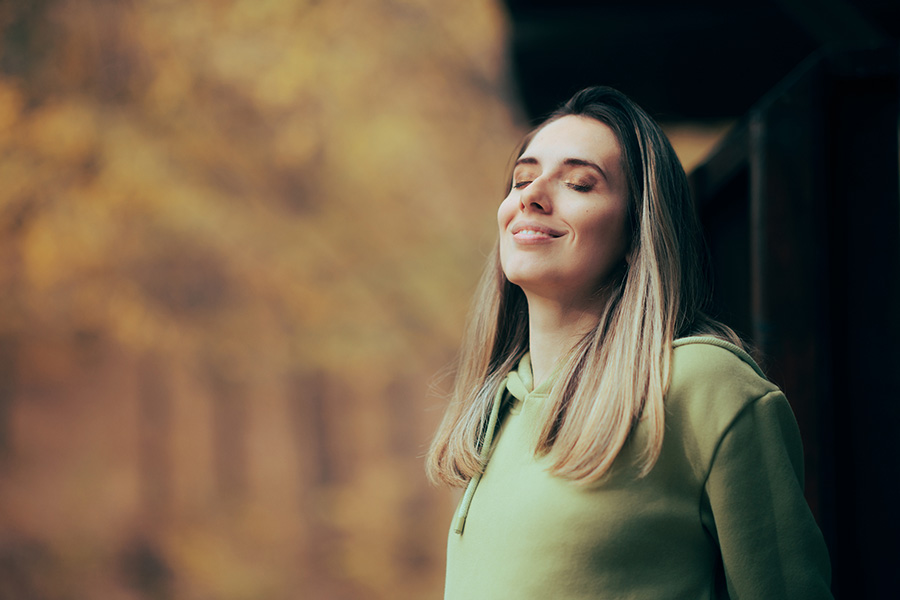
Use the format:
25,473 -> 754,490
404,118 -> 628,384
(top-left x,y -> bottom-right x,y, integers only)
452,377 -> 508,535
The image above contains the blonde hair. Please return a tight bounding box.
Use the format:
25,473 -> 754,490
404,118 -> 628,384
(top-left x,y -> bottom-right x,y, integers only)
426,87 -> 741,487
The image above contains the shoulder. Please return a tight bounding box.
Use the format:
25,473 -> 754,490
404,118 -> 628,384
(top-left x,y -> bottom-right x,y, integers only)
666,336 -> 785,457
670,336 -> 776,401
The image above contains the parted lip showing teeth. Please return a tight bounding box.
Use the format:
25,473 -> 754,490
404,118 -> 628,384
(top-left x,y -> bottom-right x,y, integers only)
510,221 -> 564,237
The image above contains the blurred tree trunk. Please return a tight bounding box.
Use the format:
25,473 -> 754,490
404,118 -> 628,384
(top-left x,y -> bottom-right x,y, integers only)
138,352 -> 171,519
0,333 -> 17,460
206,359 -> 247,503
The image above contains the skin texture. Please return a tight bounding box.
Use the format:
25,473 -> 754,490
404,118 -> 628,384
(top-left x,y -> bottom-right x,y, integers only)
497,115 -> 630,385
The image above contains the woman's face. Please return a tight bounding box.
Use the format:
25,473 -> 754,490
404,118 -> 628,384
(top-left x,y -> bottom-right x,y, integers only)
498,115 -> 630,307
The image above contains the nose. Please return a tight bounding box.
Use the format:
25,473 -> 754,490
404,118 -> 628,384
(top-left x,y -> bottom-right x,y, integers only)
519,177 -> 552,213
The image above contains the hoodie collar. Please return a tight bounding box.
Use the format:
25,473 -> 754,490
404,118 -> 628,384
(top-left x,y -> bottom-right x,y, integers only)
452,352 -> 550,534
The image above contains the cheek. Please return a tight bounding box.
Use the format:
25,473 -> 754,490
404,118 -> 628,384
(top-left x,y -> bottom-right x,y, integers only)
497,194 -> 516,230
497,194 -> 518,273
583,205 -> 629,257
497,194 -> 519,240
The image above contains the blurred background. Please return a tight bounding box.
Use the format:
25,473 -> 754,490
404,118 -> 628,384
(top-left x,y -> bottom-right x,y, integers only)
0,1 -> 897,598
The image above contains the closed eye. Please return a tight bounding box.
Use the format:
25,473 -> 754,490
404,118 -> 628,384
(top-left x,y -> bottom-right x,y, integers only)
513,181 -> 532,189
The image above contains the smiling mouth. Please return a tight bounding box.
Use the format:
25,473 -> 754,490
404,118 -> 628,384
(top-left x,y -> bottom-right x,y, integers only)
510,223 -> 564,240
514,229 -> 558,239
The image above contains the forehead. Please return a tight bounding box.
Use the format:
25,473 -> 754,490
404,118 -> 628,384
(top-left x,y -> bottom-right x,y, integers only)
521,115 -> 623,167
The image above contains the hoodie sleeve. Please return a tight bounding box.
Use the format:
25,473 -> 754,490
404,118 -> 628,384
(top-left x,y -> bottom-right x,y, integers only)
703,390 -> 833,599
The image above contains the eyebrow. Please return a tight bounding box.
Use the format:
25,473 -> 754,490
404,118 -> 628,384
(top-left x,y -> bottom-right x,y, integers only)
514,156 -> 608,180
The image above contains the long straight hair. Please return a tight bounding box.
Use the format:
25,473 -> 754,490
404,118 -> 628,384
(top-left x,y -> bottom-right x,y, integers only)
426,87 -> 740,487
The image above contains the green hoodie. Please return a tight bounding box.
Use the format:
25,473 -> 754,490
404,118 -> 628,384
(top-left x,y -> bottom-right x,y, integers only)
444,337 -> 832,599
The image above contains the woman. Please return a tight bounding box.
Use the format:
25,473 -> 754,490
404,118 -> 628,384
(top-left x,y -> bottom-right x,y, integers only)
426,87 -> 832,599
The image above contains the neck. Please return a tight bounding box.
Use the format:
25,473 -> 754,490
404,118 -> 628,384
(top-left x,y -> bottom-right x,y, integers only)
525,293 -> 604,388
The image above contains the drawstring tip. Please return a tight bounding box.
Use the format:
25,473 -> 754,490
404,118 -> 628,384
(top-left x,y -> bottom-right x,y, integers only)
453,471 -> 482,537
453,515 -> 467,535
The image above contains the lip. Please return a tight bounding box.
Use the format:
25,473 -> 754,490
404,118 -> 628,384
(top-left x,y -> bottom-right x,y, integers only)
510,221 -> 565,243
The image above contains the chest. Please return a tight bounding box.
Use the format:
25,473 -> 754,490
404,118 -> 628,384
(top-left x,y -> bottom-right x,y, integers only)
445,399 -> 720,599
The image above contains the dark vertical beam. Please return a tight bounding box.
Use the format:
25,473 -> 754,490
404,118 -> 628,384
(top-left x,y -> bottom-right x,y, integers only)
692,125 -> 753,339
697,165 -> 753,338
748,112 -> 771,354
747,63 -> 832,528
824,48 -> 900,598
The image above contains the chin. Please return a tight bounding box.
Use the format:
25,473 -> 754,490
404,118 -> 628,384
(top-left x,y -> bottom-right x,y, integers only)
505,272 -> 563,295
